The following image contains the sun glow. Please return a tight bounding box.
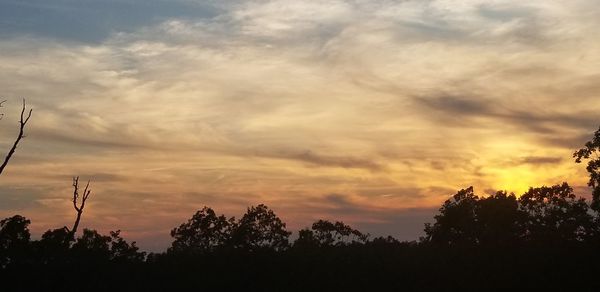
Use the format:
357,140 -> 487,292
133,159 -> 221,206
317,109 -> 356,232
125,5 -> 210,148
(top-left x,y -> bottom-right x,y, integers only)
493,166 -> 539,195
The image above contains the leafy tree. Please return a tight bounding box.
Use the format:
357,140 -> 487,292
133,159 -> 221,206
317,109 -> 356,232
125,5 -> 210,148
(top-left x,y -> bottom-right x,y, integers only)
109,230 -> 146,262
294,220 -> 368,248
0,215 -> 31,268
293,228 -> 320,249
169,207 -> 234,254
476,190 -> 526,245
36,227 -> 72,264
424,187 -> 479,246
71,229 -> 112,260
229,204 -> 291,251
574,126 -> 600,212
369,236 -> 400,246
519,183 -> 594,243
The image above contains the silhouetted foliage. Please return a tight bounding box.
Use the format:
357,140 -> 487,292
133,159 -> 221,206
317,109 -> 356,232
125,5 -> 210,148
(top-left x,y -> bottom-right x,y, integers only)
369,235 -> 401,246
477,190 -> 526,245
72,229 -> 112,261
294,220 -> 368,248
169,206 -> 234,254
0,215 -> 30,268
37,227 -> 72,260
110,230 -> 146,262
574,126 -> 600,211
424,187 -> 480,246
229,204 -> 291,251
519,183 -> 594,243
424,183 -> 594,246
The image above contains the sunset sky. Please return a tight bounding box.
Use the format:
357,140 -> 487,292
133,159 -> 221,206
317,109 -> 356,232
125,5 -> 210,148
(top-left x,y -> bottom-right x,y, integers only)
0,0 -> 598,251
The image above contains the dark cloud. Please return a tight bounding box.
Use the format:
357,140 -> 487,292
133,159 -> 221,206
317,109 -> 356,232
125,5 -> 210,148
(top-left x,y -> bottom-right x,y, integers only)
30,126 -> 158,153
414,94 -> 599,147
540,133 -> 591,150
415,94 -> 493,118
519,156 -> 562,165
355,186 -> 425,199
293,150 -> 386,172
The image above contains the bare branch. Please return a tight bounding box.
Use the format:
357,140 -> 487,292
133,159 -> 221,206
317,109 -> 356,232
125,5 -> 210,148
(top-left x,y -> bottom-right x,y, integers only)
0,100 -> 6,121
70,176 -> 93,236
72,176 -> 81,212
0,99 -> 33,176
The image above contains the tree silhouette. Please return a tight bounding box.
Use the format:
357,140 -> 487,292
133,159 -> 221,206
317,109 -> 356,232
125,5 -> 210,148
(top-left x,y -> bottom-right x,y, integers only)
424,183 -> 594,246
67,176 -> 92,238
109,230 -> 146,262
519,183 -> 594,243
169,207 -> 234,254
0,215 -> 31,268
0,99 -> 32,176
424,187 -> 479,246
476,190 -> 526,245
37,227 -> 72,264
294,220 -> 368,248
71,229 -> 112,261
574,126 -> 600,212
229,204 -> 291,251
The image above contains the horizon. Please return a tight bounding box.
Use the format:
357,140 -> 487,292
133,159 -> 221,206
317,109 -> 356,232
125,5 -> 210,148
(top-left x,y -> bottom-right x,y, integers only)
0,0 -> 598,252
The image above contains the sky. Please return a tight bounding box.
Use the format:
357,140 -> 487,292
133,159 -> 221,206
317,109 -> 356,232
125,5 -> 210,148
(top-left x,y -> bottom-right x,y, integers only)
0,0 -> 599,251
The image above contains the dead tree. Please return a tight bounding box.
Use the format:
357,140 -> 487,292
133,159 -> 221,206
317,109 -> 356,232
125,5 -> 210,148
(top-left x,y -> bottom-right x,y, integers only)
68,176 -> 92,236
0,99 -> 33,176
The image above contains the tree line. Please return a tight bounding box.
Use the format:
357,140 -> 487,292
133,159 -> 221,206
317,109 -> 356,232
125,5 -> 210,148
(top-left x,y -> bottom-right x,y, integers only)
1,100 -> 600,290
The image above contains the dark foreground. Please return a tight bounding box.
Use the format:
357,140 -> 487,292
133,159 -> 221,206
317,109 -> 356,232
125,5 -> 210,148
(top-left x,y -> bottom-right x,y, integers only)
2,243 -> 600,291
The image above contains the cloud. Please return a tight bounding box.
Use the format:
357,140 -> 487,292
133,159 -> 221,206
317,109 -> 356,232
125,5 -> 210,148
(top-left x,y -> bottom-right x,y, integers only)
0,0 -> 219,42
0,186 -> 45,211
519,156 -> 563,165
286,150 -> 386,171
414,94 -> 599,143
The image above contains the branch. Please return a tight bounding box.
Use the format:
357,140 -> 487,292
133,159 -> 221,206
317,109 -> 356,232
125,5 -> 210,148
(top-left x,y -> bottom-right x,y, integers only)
0,99 -> 33,176
70,176 -> 93,236
0,100 -> 6,121
72,176 -> 81,212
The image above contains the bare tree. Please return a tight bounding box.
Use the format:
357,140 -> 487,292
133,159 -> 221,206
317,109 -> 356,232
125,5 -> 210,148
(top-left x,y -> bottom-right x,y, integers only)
67,176 -> 92,236
0,99 -> 33,176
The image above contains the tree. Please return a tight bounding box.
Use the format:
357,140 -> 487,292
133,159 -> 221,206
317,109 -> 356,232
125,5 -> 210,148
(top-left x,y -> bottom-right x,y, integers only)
519,183 -> 594,243
0,99 -> 32,176
574,126 -> 600,212
369,235 -> 400,246
71,229 -> 112,260
67,176 -> 92,238
293,228 -> 320,249
109,230 -> 146,262
424,187 -> 479,246
0,215 -> 31,268
423,188 -> 526,246
229,204 -> 291,251
169,207 -> 234,254
37,227 -> 72,264
476,190 -> 526,245
294,220 -> 368,248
